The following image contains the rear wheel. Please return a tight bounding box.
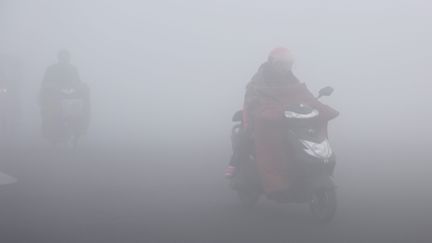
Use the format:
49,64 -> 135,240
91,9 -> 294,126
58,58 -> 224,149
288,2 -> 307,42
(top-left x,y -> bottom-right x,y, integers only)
309,189 -> 337,223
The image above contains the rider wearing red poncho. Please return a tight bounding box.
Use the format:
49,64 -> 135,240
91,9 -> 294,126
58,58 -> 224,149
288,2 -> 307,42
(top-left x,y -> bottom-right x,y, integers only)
226,48 -> 338,195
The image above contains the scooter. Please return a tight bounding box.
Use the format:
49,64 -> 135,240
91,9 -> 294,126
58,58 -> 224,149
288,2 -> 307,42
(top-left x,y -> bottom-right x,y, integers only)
59,87 -> 86,148
229,86 -> 338,222
43,86 -> 88,148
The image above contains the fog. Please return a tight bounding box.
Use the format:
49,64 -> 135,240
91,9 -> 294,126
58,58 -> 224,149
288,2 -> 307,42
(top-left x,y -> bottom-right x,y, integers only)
1,0 -> 432,242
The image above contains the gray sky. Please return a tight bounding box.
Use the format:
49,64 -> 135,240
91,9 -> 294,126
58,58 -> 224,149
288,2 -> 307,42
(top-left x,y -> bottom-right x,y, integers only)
1,0 -> 431,146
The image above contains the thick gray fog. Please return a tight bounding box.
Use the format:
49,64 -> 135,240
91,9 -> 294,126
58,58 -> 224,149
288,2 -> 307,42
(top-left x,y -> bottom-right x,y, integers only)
1,0 -> 432,242
2,0 -> 430,145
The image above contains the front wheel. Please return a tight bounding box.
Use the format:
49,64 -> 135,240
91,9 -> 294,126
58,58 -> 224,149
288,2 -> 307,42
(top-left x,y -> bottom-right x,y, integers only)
309,189 -> 337,223
237,189 -> 260,208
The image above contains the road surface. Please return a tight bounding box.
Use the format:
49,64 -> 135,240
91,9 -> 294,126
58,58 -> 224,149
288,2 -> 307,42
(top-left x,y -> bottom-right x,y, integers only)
0,142 -> 431,242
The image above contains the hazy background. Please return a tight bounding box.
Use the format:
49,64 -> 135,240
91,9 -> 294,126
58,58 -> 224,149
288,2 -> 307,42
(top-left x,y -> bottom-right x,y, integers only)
1,0 -> 431,242
1,0 -> 431,146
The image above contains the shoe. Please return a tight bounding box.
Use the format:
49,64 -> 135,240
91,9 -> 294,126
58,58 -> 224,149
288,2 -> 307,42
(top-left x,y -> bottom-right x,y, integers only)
224,165 -> 236,178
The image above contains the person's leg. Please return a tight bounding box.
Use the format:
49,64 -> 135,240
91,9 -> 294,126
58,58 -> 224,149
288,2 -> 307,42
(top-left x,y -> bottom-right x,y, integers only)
225,128 -> 251,177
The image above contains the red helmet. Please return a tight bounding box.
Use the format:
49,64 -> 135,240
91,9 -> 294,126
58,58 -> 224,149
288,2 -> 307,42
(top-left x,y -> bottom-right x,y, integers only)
268,47 -> 293,63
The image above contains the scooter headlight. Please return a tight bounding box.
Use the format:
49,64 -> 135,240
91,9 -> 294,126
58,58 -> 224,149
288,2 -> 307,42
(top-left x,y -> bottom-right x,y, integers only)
301,139 -> 333,159
284,109 -> 319,119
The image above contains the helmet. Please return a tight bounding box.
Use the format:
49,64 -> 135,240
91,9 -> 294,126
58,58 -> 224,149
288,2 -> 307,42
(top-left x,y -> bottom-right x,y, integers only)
57,49 -> 71,63
268,47 -> 294,63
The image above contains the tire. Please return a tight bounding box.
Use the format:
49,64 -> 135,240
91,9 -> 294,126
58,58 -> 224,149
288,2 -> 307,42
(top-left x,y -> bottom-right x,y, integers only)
237,189 -> 260,208
309,189 -> 337,223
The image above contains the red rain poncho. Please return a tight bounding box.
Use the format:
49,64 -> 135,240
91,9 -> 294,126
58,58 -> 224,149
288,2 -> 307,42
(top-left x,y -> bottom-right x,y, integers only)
243,64 -> 339,194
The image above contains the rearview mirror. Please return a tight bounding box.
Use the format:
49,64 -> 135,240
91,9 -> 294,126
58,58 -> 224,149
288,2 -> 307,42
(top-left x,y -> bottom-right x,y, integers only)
318,86 -> 334,98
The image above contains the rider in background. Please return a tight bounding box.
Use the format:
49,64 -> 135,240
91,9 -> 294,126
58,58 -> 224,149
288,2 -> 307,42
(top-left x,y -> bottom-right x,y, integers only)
39,50 -> 90,142
40,50 -> 81,105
